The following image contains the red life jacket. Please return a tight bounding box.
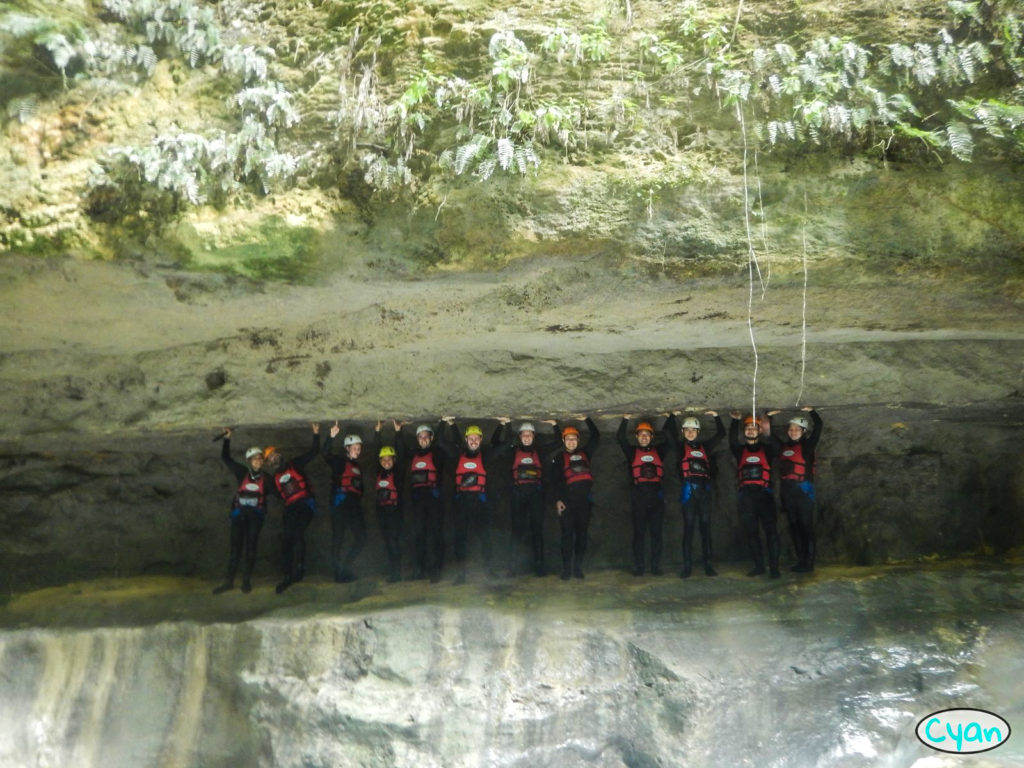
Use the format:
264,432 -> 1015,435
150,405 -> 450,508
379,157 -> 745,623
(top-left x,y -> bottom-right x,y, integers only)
631,447 -> 664,485
512,447 -> 543,485
274,465 -> 311,506
455,452 -> 487,493
780,442 -> 812,482
562,450 -> 594,485
737,443 -> 771,489
409,451 -> 439,489
234,473 -> 266,510
680,443 -> 711,481
375,469 -> 399,508
339,459 -> 364,496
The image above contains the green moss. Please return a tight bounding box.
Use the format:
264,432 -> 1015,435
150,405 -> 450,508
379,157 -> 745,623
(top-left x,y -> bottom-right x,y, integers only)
184,217 -> 321,281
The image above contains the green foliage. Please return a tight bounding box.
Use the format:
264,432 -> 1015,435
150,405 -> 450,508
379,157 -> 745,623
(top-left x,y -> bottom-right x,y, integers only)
76,0 -> 304,217
333,19 -> 635,193
711,1 -> 1024,162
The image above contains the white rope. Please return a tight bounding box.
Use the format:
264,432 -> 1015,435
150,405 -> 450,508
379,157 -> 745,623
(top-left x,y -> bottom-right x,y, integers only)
796,187 -> 809,406
753,146 -> 770,293
738,101 -> 759,418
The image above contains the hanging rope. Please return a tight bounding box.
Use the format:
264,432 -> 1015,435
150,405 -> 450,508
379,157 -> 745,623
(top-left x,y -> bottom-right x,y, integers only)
737,102 -> 761,418
795,187 -> 809,406
753,145 -> 771,293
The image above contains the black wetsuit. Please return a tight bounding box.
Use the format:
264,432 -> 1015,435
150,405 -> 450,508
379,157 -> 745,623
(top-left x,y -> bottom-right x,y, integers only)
372,428 -> 405,582
617,418 -> 670,576
322,433 -> 368,582
403,422 -> 453,581
730,417 -> 780,577
218,438 -> 266,591
666,414 -> 725,577
267,432 -> 320,590
548,417 -> 600,579
492,424 -> 554,576
779,410 -> 822,572
450,422 -> 502,581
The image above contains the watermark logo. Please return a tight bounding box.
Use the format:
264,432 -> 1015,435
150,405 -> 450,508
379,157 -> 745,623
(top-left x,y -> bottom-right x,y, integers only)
916,709 -> 1011,755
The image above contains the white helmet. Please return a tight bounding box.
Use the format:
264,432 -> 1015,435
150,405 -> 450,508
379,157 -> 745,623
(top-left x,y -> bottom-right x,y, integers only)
518,422 -> 536,434
681,417 -> 701,430
789,416 -> 810,431
415,424 -> 433,436
343,434 -> 362,447
245,447 -> 263,460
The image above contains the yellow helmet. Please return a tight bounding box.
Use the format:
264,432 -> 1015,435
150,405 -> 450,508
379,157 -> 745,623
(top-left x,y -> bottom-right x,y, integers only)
464,425 -> 483,438
379,446 -> 396,458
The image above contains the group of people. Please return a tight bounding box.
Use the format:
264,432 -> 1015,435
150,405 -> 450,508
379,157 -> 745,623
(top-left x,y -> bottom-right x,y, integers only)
214,407 -> 822,594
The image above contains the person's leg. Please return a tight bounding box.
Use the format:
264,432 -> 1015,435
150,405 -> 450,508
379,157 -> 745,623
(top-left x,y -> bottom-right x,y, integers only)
739,491 -> 765,576
630,488 -> 646,575
452,494 -> 469,582
680,484 -> 697,578
340,496 -> 367,580
508,491 -> 528,575
695,486 -> 716,576
572,498 -> 590,579
240,509 -> 264,591
330,502 -> 345,581
758,493 -> 781,578
526,489 -> 546,576
214,513 -> 244,593
649,493 -> 665,576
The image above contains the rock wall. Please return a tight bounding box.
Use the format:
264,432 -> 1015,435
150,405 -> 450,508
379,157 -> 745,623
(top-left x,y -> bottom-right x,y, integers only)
1,568 -> 1022,768
3,403 -> 1021,594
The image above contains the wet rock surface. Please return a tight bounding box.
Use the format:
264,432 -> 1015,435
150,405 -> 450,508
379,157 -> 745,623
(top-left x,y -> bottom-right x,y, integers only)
0,566 -> 1021,768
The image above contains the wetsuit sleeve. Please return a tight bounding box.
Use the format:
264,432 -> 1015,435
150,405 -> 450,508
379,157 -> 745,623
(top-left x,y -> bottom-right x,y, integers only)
663,414 -> 680,456
806,410 -> 823,451
729,417 -> 743,460
221,438 -> 247,481
800,410 -> 822,467
659,414 -> 677,460
433,422 -> 456,462
321,434 -> 342,473
616,418 -> 631,459
490,424 -> 512,460
763,415 -> 783,450
548,450 -> 566,501
584,416 -> 600,454
761,417 -> 778,462
292,432 -> 321,470
704,416 -> 726,452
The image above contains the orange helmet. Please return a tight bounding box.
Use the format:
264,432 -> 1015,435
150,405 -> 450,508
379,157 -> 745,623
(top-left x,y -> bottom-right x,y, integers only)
743,416 -> 757,425
561,425 -> 580,439
262,445 -> 278,459
635,421 -> 654,435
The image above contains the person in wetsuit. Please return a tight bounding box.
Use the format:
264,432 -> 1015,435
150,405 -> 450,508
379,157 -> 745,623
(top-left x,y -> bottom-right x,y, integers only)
402,420 -> 455,583
322,422 -> 368,583
448,418 -> 503,584
213,428 -> 267,594
617,416 -> 671,576
492,418 -> 558,577
729,411 -> 780,578
372,419 -> 406,583
768,406 -> 822,573
264,423 -> 320,594
666,410 -> 725,578
548,416 -> 600,580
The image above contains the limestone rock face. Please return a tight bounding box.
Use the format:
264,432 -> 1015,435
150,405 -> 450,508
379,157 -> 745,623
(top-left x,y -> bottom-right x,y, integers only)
1,569 -> 1022,768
